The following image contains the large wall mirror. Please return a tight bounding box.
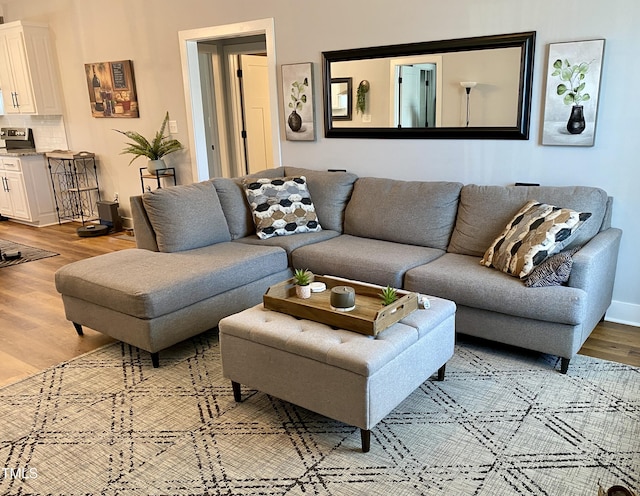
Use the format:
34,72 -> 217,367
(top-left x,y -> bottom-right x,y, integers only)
322,31 -> 536,139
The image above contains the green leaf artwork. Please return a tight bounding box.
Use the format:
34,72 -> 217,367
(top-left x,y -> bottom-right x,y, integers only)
288,78 -> 309,111
551,59 -> 592,106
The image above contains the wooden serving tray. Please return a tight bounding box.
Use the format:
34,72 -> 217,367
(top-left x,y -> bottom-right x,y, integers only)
263,275 -> 418,336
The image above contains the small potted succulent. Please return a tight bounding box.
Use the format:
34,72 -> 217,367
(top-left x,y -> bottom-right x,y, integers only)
115,111 -> 183,173
380,285 -> 398,307
293,268 -> 312,299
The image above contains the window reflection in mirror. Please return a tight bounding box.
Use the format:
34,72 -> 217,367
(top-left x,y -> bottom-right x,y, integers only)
322,32 -> 535,139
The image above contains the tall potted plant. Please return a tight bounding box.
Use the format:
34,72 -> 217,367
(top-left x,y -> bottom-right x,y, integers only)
115,111 -> 183,173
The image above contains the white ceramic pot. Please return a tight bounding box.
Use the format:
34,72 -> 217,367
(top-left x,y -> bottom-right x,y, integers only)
296,284 -> 312,299
147,159 -> 166,174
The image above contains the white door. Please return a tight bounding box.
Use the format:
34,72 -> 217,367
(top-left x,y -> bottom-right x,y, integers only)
239,54 -> 273,175
396,65 -> 422,127
389,55 -> 443,128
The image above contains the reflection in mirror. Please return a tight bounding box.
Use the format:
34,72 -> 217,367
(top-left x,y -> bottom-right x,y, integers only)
331,77 -> 352,121
322,32 -> 535,139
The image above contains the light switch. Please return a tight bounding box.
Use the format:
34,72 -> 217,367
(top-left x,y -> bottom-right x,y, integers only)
168,120 -> 178,133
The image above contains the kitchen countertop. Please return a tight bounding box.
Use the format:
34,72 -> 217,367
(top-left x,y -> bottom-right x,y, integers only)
0,148 -> 45,157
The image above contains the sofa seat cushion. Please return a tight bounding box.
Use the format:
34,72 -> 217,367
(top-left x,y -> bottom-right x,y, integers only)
404,253 -> 587,325
448,185 -> 608,257
234,229 -> 340,256
344,178 -> 462,250
291,234 -> 445,288
55,244 -> 288,320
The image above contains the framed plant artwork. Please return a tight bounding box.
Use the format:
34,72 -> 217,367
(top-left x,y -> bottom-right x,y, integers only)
542,39 -> 605,146
281,62 -> 315,141
84,60 -> 139,118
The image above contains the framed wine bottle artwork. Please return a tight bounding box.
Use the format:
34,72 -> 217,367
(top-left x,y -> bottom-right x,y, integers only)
84,60 -> 139,118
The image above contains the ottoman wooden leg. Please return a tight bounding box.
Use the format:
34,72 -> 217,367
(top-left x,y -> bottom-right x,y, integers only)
151,352 -> 159,368
360,429 -> 371,453
73,322 -> 84,336
232,381 -> 242,402
437,364 -> 446,381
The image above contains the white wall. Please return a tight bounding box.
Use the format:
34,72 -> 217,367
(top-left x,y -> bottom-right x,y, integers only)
1,0 -> 637,326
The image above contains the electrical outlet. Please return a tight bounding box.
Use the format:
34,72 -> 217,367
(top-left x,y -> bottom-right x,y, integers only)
114,192 -> 119,203
168,120 -> 178,133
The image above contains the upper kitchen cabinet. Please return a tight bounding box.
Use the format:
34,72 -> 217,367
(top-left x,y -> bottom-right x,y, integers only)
0,21 -> 63,115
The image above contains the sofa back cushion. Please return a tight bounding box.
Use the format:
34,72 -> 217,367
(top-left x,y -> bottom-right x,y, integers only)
284,167 -> 358,232
448,184 -> 609,257
213,168 -> 286,240
130,195 -> 159,251
344,177 -> 463,249
215,167 -> 357,239
142,180 -> 231,252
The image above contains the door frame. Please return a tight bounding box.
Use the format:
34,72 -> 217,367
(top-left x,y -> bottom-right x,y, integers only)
388,55 -> 443,128
226,46 -> 269,177
178,18 -> 281,182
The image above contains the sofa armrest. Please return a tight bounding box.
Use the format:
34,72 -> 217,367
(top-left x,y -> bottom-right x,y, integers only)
130,195 -> 159,252
568,227 -> 622,320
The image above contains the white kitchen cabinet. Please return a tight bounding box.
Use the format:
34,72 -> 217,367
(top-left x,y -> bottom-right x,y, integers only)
0,21 -> 63,115
0,155 -> 57,226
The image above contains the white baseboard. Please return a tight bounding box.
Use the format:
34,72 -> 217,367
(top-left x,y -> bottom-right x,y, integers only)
605,300 -> 640,327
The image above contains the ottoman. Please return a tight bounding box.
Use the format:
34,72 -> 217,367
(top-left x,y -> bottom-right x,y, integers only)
218,296 -> 456,452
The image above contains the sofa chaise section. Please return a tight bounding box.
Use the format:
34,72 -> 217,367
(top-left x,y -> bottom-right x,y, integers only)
56,180 -> 290,366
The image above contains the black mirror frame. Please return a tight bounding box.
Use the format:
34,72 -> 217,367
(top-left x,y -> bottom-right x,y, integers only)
330,77 -> 353,121
322,31 -> 536,140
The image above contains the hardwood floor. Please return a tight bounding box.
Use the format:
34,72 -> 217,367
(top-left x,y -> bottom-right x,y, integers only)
1,219 -> 639,387
0,220 -> 133,386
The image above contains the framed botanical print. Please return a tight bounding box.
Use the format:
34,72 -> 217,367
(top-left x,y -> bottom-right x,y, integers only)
281,62 -> 315,141
542,39 -> 605,146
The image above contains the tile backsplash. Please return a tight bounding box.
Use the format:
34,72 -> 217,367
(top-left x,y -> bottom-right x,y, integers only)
0,114 -> 68,151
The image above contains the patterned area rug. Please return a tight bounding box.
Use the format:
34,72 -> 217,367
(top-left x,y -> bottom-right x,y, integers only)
1,331 -> 638,495
0,239 -> 59,268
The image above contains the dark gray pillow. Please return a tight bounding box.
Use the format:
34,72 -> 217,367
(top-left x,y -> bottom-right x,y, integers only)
524,249 -> 578,288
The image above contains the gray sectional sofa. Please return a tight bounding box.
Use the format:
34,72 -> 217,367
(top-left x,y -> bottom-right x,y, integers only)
55,166 -> 622,372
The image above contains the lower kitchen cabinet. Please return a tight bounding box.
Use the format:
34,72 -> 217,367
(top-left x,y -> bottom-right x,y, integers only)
0,155 -> 57,226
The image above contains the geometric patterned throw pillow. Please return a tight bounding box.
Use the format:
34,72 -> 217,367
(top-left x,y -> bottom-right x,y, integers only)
481,200 -> 591,279
524,249 -> 577,287
242,175 -> 322,239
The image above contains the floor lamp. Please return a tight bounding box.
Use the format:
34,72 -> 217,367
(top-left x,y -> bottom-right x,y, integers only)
460,81 -> 477,127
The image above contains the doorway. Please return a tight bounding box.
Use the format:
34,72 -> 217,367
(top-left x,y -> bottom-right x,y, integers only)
388,55 -> 443,128
179,19 -> 281,182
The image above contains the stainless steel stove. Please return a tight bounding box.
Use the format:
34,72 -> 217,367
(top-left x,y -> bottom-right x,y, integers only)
0,127 -> 36,152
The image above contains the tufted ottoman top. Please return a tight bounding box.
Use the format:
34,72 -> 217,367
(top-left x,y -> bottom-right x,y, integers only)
219,298 -> 456,377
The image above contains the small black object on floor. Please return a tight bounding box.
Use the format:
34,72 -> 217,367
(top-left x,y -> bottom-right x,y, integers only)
77,224 -> 109,237
2,249 -> 22,260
